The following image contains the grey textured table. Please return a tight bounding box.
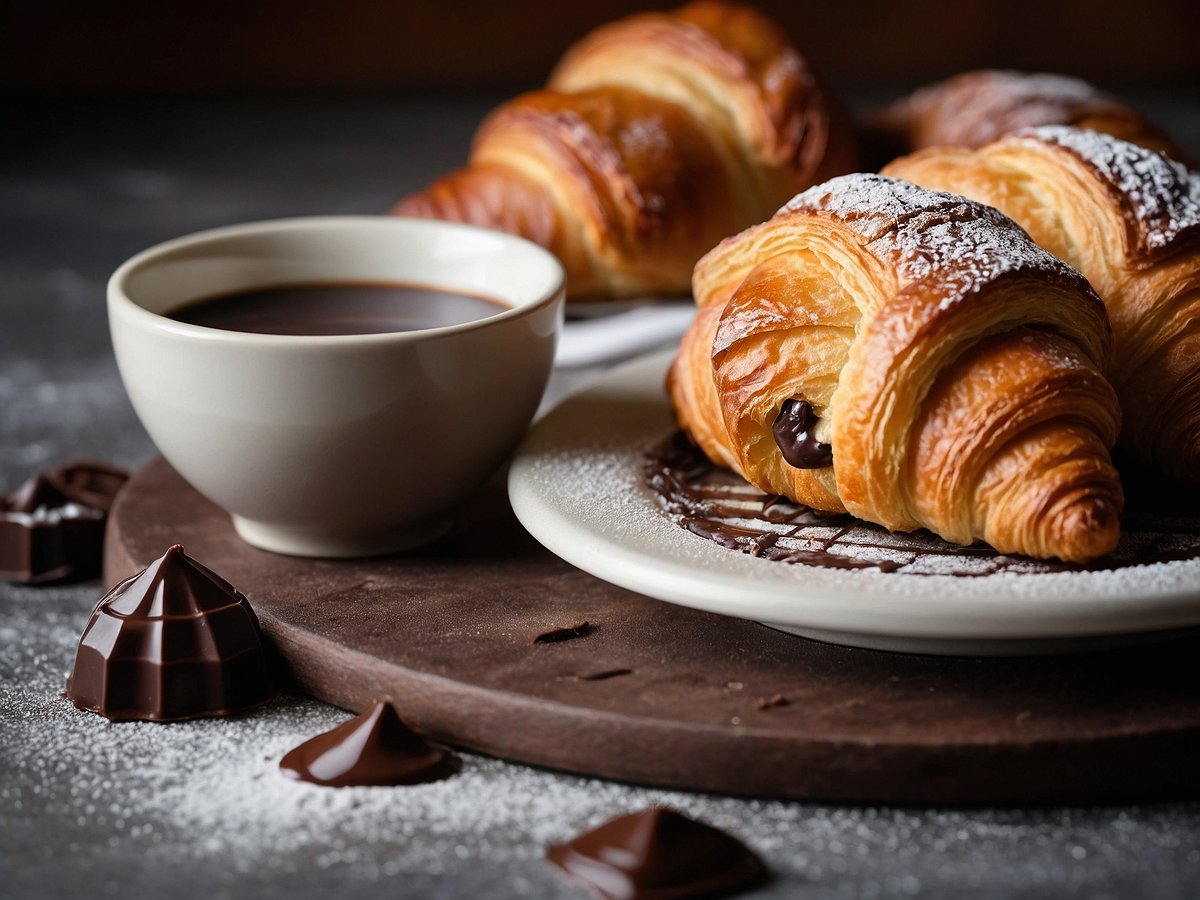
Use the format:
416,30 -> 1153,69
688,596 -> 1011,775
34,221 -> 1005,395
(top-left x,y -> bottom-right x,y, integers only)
3,91 -> 1200,900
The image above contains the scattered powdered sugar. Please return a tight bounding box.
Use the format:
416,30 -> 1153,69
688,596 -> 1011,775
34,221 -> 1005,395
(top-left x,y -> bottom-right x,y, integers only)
1,503 -> 102,526
513,351 -> 1200,615
1018,125 -> 1200,256
523,424 -> 1200,601
779,174 -> 1085,308
6,577 -> 1200,898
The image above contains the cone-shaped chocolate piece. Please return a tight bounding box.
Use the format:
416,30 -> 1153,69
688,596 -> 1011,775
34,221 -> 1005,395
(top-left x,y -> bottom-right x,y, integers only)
1,461 -> 128,584
547,807 -> 768,899
50,461 -> 128,511
279,699 -> 460,787
7,473 -> 72,513
65,544 -> 273,721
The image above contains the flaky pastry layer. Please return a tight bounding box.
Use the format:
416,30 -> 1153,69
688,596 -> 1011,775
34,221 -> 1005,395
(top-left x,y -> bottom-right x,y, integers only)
670,174 -> 1123,562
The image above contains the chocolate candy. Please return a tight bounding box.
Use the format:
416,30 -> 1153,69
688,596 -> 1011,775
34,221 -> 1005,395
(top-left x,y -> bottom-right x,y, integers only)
65,544 -> 273,721
546,807 -> 768,899
0,461 -> 128,584
280,699 -> 459,787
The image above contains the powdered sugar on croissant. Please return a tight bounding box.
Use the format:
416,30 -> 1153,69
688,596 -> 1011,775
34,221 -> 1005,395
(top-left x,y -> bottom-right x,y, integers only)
868,70 -> 1181,164
670,174 -> 1123,563
885,126 -> 1200,483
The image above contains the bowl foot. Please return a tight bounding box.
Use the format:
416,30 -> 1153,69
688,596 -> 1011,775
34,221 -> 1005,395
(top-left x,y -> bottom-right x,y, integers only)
231,513 -> 456,559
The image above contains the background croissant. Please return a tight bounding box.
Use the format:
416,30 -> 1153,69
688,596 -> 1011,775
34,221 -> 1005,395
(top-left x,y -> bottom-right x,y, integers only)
669,173 -> 1123,563
865,69 -> 1182,168
884,126 -> 1200,484
395,1 -> 854,299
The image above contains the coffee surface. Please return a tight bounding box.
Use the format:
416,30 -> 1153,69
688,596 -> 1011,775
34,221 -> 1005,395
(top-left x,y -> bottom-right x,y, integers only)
168,282 -> 508,335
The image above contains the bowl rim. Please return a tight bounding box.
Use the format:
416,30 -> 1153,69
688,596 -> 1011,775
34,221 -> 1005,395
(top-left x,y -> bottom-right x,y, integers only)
107,215 -> 566,346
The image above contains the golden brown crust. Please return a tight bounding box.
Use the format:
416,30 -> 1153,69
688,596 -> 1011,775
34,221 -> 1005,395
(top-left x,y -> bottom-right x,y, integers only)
395,1 -> 855,300
884,126 -> 1200,483
670,174 -> 1123,562
868,70 -> 1182,167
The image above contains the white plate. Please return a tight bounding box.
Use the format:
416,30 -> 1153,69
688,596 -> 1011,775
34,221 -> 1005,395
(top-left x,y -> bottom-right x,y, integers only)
508,351 -> 1200,655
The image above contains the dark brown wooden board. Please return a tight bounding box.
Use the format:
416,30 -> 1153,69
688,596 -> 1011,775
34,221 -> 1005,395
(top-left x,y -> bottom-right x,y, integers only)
104,457 -> 1200,804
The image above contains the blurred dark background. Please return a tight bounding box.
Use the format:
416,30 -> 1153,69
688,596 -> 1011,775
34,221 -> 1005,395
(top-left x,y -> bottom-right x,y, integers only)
4,0 -> 1200,94
2,0 -> 1198,363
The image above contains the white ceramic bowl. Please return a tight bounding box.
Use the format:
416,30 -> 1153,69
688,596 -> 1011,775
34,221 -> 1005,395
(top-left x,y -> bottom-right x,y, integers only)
109,216 -> 564,557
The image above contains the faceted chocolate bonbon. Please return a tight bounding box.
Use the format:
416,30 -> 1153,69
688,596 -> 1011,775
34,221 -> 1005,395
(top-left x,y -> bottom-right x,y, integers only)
280,699 -> 460,787
0,461 -> 128,584
65,544 -> 273,721
546,807 -> 768,899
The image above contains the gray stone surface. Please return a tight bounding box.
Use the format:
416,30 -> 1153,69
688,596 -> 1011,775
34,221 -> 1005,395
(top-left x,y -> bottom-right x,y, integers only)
3,92 -> 1200,899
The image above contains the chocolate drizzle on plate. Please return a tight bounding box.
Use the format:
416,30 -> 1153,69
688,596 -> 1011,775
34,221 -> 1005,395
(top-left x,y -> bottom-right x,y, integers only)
772,398 -> 833,468
279,699 -> 460,787
646,432 -> 1200,576
546,807 -> 768,899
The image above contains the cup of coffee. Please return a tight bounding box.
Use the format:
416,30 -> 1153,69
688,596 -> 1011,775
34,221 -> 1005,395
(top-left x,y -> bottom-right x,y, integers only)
108,216 -> 564,557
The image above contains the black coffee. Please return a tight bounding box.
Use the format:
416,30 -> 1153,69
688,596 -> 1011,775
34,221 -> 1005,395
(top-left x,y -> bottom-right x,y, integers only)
168,282 -> 509,336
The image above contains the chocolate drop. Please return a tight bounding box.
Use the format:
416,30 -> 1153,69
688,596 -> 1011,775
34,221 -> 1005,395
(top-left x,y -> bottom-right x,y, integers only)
546,807 -> 768,899
65,544 -> 273,720
0,461 -> 128,584
772,398 -> 833,469
279,699 -> 459,787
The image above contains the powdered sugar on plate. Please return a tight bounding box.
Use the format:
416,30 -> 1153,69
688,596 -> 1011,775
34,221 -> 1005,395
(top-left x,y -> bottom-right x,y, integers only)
508,351 -> 1200,652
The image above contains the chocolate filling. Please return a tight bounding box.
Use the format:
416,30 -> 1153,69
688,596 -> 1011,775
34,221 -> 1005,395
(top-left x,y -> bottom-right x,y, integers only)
772,398 -> 833,468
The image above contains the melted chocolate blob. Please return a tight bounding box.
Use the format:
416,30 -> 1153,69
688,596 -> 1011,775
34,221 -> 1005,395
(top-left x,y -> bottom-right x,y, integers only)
279,699 -> 459,787
646,432 -> 1200,576
575,668 -> 634,682
546,807 -> 768,899
755,694 -> 790,711
1,461 -> 128,584
772,398 -> 833,469
66,544 -> 273,720
534,621 -> 593,644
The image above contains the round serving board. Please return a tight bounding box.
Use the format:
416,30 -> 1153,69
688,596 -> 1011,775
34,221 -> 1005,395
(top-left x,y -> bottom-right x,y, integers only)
104,457 -> 1200,804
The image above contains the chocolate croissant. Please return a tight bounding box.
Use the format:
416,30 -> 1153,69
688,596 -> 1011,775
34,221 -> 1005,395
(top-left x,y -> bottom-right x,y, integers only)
668,173 -> 1123,562
884,126 -> 1200,484
395,1 -> 854,299
866,70 -> 1181,167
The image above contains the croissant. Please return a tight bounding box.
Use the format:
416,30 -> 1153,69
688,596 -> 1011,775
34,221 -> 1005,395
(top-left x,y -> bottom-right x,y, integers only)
394,1 -> 854,299
668,173 -> 1123,563
884,126 -> 1200,484
866,70 -> 1182,168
